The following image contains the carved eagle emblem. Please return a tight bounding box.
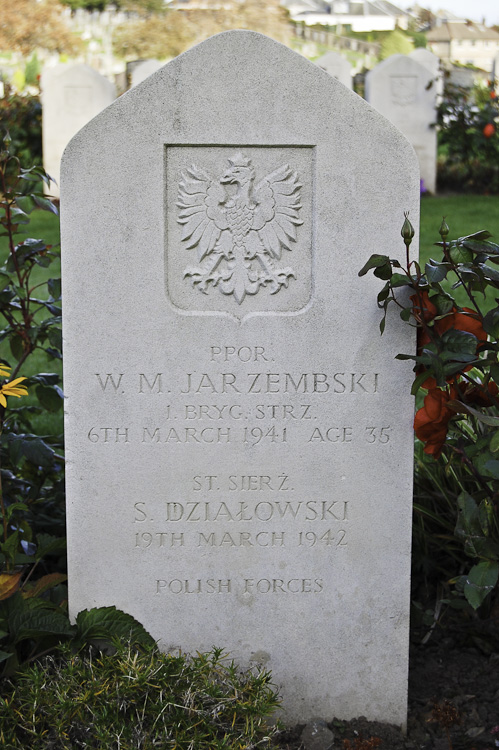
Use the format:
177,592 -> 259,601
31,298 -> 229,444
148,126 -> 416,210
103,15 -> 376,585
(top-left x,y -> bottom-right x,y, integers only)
177,153 -> 303,304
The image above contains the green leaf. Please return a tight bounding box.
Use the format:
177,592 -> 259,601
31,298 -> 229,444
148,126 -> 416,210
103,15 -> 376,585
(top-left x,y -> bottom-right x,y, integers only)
483,309 -> 499,338
462,561 -> 499,609
10,608 -> 74,643
74,606 -> 155,649
17,437 -> 55,468
36,385 -> 63,412
489,430 -> 499,453
30,372 -> 59,386
373,262 -> 393,281
459,230 -> 493,243
47,278 -> 61,300
9,334 -> 25,362
483,459 -> 499,479
432,292 -> 454,315
358,254 -> 390,277
15,196 -> 34,215
35,534 -> 66,561
440,328 -> 479,357
47,327 -> 62,351
0,649 -> 13,664
479,263 -> 499,282
448,400 -> 499,426
425,260 -> 449,283
400,307 -> 412,321
31,194 -> 58,215
449,246 -> 474,264
0,272 -> 11,292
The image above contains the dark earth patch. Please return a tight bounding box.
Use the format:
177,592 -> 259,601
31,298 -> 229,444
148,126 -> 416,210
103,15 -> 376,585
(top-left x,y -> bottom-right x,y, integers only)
272,628 -> 499,749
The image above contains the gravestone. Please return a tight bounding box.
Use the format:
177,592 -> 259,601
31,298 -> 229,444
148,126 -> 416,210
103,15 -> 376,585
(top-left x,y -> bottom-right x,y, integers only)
365,54 -> 437,193
316,50 -> 352,88
409,48 -> 443,98
41,64 -> 116,196
130,59 -> 164,87
61,31 -> 418,726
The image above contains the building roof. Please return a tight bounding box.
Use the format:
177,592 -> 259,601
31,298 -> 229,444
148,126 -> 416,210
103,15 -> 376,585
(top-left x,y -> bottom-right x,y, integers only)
427,21 -> 499,42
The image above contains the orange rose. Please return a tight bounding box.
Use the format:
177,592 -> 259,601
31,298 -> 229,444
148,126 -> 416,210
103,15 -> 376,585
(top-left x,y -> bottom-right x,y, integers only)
484,123 -> 495,138
414,387 -> 456,458
410,291 -> 437,324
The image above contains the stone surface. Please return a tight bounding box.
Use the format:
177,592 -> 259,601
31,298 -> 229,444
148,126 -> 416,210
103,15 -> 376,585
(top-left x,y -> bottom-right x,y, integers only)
301,718 -> 335,749
365,54 -> 437,193
316,50 -> 352,88
61,30 -> 418,726
130,59 -> 164,87
41,64 -> 115,196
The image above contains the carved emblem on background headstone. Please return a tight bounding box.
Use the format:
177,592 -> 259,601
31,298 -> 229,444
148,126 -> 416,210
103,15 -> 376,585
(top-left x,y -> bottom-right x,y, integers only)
390,75 -> 417,106
177,153 -> 303,304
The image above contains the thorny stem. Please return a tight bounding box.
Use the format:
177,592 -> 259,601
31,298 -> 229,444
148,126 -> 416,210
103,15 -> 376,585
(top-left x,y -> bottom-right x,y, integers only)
441,236 -> 483,318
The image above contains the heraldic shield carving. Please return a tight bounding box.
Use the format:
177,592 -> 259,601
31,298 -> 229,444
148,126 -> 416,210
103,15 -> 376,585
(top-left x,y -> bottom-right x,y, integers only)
165,146 -> 313,320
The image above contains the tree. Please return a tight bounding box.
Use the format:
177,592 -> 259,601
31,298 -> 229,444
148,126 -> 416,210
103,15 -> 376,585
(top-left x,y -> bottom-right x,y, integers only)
112,11 -> 198,60
60,0 -> 164,14
112,0 -> 291,61
379,30 -> 414,61
0,0 -> 82,56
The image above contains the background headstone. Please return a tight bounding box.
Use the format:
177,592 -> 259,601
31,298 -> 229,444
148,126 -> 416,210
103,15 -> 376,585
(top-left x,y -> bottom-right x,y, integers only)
316,50 -> 352,88
130,59 -> 164,87
409,47 -> 443,98
61,31 -> 418,726
41,64 -> 116,196
365,54 -> 437,193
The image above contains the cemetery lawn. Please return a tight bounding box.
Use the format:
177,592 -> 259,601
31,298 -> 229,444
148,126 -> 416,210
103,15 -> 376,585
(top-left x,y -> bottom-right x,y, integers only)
419,194 -> 499,310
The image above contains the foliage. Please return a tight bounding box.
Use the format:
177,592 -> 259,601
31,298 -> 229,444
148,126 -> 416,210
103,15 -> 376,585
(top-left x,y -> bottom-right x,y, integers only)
0,94 -> 42,168
0,134 -> 67,672
0,0 -> 83,56
360,217 -> 499,612
437,76 -> 499,193
24,53 -> 42,88
61,0 -> 164,13
379,29 -> 414,60
112,10 -> 198,61
113,0 -> 291,61
0,640 -> 281,748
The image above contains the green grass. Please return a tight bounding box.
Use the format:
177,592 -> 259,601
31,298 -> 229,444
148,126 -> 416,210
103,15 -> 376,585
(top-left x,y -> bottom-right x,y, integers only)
419,194 -> 499,310
419,194 -> 499,258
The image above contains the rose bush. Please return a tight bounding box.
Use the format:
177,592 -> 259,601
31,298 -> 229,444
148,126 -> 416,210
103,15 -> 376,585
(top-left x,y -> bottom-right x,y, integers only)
360,217 -> 499,612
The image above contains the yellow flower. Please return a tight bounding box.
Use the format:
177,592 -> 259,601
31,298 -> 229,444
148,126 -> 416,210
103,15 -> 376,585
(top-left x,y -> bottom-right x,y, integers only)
0,377 -> 28,408
0,364 -> 11,378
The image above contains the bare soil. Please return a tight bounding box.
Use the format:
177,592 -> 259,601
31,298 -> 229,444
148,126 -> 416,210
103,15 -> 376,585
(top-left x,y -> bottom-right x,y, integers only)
271,626 -> 499,750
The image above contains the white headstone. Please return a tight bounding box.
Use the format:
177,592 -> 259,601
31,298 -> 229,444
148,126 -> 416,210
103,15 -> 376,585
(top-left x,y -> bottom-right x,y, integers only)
316,50 -> 353,88
409,48 -> 443,97
41,64 -> 116,196
365,54 -> 437,193
130,59 -> 164,87
61,31 -> 418,727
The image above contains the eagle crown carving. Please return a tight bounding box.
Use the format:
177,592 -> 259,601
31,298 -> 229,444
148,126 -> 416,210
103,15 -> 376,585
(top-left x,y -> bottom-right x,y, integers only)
177,153 -> 303,304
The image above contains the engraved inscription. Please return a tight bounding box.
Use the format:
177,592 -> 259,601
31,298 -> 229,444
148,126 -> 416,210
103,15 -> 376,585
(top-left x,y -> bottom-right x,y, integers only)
178,153 -> 303,304
155,578 -> 324,594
